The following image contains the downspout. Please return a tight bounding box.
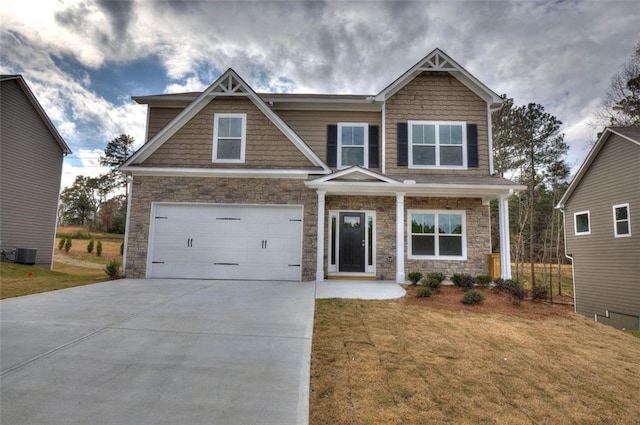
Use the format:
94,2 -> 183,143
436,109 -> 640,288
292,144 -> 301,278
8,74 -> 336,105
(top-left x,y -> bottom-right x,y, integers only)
381,101 -> 386,175
560,209 -> 577,313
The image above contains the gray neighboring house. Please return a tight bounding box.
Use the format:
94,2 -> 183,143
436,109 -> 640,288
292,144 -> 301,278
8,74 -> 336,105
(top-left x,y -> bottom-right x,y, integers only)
0,75 -> 71,269
557,127 -> 639,330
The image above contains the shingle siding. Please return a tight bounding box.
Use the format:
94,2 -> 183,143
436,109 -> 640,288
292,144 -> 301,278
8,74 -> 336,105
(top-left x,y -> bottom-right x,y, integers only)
147,107 -> 182,141
565,134 -> 640,327
0,79 -> 65,268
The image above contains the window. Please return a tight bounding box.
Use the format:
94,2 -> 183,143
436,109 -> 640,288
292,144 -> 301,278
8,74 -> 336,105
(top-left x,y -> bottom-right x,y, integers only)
574,211 -> 590,235
613,204 -> 631,237
408,210 -> 466,259
213,113 -> 246,162
338,123 -> 368,168
408,121 -> 466,168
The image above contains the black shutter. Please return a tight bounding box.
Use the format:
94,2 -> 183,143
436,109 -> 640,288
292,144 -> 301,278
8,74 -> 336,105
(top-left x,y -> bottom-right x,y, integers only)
397,122 -> 408,166
327,125 -> 337,167
467,123 -> 478,168
368,125 -> 379,168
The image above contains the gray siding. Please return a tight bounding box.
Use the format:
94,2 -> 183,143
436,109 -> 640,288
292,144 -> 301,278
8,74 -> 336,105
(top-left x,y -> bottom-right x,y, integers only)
0,79 -> 65,268
565,134 -> 640,328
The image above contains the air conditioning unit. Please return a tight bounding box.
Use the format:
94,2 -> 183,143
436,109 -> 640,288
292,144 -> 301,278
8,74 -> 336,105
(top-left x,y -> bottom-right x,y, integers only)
15,248 -> 37,265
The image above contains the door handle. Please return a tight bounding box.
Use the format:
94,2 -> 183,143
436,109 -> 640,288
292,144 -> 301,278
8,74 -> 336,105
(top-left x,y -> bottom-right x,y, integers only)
362,239 -> 365,247
187,238 -> 193,247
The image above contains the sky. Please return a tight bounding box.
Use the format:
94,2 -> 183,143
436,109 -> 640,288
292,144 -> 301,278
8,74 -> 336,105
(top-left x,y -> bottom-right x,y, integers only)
1,0 -> 638,190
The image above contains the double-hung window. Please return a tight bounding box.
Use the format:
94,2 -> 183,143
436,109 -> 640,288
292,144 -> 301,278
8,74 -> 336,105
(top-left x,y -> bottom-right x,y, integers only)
574,211 -> 590,235
408,210 -> 466,259
408,121 -> 466,168
338,123 -> 368,168
613,203 -> 631,237
213,113 -> 246,163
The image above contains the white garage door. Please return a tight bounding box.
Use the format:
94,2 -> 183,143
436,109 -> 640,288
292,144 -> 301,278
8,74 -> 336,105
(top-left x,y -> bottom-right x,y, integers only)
148,203 -> 303,281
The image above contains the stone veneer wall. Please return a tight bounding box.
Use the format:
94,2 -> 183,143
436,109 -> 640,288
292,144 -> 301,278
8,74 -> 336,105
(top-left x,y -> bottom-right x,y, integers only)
125,176 -> 317,280
325,195 -> 491,280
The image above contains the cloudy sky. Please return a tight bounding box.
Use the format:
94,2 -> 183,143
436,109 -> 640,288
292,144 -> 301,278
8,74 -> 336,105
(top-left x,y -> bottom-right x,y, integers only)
1,0 -> 638,189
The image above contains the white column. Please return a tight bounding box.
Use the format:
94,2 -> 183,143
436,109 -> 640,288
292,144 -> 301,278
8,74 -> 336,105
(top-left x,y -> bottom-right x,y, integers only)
396,192 -> 405,283
316,190 -> 326,281
498,194 -> 512,279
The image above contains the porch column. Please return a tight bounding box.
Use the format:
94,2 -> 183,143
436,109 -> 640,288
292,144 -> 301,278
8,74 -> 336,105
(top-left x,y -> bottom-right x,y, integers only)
316,190 -> 326,281
396,192 -> 405,283
498,194 -> 512,279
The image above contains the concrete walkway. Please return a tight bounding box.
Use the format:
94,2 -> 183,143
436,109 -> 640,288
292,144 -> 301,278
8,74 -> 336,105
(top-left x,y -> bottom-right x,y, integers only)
315,280 -> 406,300
1,279 -> 315,425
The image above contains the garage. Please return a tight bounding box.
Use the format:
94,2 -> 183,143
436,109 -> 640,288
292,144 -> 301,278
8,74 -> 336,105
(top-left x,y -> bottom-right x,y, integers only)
147,203 -> 303,281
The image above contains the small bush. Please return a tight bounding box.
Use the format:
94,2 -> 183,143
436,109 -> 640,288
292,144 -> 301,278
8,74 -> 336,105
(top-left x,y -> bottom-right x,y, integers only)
422,277 -> 442,292
458,274 -> 476,291
509,286 -> 528,305
87,239 -> 95,254
426,272 -> 446,283
120,241 -> 124,255
461,290 -> 485,305
451,273 -> 463,286
416,287 -> 433,298
57,238 -> 65,251
476,274 -> 492,288
64,238 -> 72,253
104,260 -> 121,279
531,285 -> 549,302
96,241 -> 103,257
492,278 -> 507,292
408,271 -> 423,285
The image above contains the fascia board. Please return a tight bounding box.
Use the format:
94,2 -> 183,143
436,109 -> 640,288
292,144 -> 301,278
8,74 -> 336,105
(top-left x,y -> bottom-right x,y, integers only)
305,180 -> 526,197
310,166 -> 399,184
121,166 -> 325,179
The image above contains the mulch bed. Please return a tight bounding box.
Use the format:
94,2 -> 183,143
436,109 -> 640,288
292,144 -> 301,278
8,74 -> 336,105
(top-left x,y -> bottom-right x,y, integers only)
401,285 -> 574,319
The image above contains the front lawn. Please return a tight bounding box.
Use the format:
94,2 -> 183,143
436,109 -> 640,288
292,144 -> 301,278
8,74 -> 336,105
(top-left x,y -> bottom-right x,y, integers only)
311,288 -> 640,424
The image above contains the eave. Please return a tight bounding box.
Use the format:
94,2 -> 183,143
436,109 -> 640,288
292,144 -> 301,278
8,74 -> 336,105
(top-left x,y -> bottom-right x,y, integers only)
121,166 -> 328,179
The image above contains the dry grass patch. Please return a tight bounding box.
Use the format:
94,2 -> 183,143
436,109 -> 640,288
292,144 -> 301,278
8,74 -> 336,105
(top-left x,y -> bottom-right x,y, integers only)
311,296 -> 640,425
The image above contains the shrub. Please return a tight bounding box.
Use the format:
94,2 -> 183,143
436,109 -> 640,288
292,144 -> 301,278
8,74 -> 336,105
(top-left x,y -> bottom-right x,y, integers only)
120,241 -> 124,255
58,238 -> 65,251
408,271 -> 423,285
104,260 -> 121,280
492,278 -> 507,292
451,273 -> 463,286
458,274 -> 476,291
416,287 -> 433,298
461,290 -> 485,305
531,285 -> 549,302
96,241 -> 103,257
422,277 -> 442,292
426,272 -> 446,283
87,239 -> 95,254
509,286 -> 528,305
64,238 -> 72,253
476,274 -> 492,288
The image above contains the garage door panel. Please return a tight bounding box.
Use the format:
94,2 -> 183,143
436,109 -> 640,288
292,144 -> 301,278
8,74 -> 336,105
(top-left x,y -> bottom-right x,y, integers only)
149,204 -> 303,281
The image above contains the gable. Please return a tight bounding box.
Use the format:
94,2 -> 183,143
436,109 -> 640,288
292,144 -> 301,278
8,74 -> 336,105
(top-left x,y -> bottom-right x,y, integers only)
141,97 -> 316,169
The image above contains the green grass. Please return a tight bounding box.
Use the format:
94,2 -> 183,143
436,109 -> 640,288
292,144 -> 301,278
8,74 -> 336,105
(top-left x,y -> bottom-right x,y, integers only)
624,330 -> 640,338
0,262 -> 108,299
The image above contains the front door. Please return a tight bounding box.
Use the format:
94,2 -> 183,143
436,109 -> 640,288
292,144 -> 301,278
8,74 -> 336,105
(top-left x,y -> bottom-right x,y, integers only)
339,212 -> 366,272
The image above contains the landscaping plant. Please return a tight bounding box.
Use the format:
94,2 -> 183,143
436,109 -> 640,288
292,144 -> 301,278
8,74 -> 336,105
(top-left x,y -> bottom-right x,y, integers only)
458,274 -> 476,291
421,276 -> 442,292
461,289 -> 485,305
104,260 -> 121,279
87,239 -> 95,254
476,274 -> 492,288
531,285 -> 549,302
58,238 -> 65,251
64,238 -> 72,253
426,271 -> 446,283
407,271 -> 423,286
96,241 -> 103,257
416,287 -> 433,298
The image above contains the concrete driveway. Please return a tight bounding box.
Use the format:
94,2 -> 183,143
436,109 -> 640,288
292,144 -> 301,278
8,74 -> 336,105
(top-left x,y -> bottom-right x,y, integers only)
0,279 -> 315,425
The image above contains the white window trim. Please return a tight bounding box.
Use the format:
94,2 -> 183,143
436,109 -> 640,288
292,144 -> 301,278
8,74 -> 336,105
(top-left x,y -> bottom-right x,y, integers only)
407,209 -> 467,260
574,210 -> 591,236
212,113 -> 247,163
408,120 -> 467,169
337,123 -> 368,169
612,203 -> 631,238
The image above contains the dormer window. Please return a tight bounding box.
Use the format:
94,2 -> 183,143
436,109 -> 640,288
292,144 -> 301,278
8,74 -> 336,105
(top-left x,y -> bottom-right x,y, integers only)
408,121 -> 467,169
338,123 -> 368,168
213,113 -> 246,163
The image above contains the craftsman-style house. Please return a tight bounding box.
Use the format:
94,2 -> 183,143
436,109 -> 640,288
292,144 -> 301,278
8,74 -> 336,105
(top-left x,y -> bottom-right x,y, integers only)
121,49 -> 525,282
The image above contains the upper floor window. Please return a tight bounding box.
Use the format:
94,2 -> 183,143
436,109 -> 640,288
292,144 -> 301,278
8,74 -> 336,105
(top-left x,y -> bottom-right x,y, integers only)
613,203 -> 631,237
408,210 -> 466,259
408,121 -> 466,168
574,211 -> 590,235
213,113 -> 246,163
338,123 -> 368,168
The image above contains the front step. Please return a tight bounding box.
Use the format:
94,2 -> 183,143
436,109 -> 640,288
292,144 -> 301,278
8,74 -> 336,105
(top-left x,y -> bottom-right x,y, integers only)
326,275 -> 378,281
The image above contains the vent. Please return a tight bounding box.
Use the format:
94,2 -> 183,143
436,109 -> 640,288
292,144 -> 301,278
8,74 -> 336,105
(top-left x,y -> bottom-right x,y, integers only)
15,248 -> 37,265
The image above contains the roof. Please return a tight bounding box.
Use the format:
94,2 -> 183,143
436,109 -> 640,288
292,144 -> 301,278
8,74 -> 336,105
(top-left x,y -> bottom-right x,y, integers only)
557,127 -> 640,209
123,68 -> 331,172
0,75 -> 72,154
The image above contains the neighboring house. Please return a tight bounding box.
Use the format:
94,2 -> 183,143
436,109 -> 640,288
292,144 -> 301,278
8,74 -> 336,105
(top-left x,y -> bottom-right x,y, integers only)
557,127 -> 639,330
121,49 -> 525,283
0,75 -> 72,268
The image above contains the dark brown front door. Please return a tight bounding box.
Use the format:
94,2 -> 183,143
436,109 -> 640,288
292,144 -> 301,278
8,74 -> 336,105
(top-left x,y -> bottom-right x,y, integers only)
339,212 -> 366,272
